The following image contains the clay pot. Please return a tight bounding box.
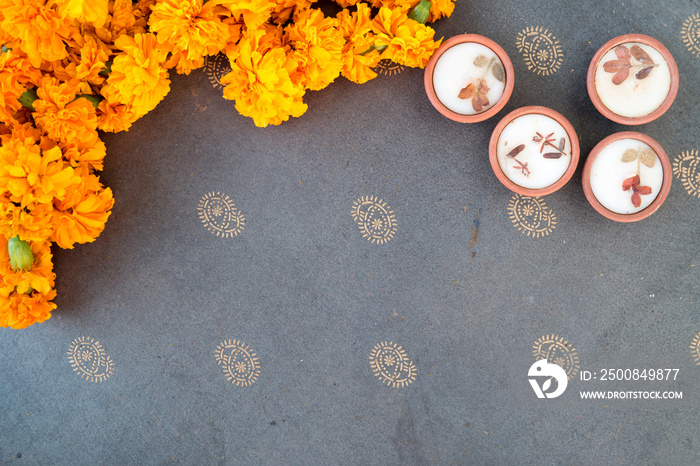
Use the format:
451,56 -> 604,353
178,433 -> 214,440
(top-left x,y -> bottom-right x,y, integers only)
489,106 -> 580,196
587,34 -> 679,125
582,132 -> 672,222
424,34 -> 514,123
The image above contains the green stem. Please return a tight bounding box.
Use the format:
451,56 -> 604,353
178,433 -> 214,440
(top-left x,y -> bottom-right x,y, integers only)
18,89 -> 38,111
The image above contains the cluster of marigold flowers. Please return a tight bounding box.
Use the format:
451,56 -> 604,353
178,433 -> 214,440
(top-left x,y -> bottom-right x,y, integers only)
0,0 -> 453,329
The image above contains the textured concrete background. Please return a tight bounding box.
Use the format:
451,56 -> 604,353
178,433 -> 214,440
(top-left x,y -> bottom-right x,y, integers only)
1,0 -> 700,464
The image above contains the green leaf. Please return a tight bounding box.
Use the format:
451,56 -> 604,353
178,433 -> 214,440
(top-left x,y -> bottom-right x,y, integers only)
18,88 -> 38,111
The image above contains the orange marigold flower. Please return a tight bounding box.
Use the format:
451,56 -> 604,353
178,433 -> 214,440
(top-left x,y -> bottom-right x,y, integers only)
379,0 -> 455,21
96,98 -> 140,133
218,0 -> 275,31
0,0 -> 73,67
0,236 -> 56,329
0,135 -> 81,207
337,3 -> 380,84
372,7 -> 441,68
32,77 -> 99,144
149,0 -> 230,75
59,132 -> 106,171
271,0 -> 313,25
0,200 -> 54,243
72,33 -> 110,85
0,49 -> 42,125
51,178 -> 114,249
52,0 -> 110,28
101,33 -> 171,118
284,8 -> 344,91
221,28 -> 307,127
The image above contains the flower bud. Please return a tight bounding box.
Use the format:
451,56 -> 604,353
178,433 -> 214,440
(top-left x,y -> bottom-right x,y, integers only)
409,0 -> 431,24
8,236 -> 34,272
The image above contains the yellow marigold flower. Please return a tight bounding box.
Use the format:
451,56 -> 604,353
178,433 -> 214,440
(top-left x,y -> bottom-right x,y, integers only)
149,0 -> 230,75
334,0 -> 361,7
372,7 -> 441,68
0,50 -> 42,125
0,136 -> 81,207
32,77 -> 99,144
379,0 -> 455,22
0,200 -> 54,243
284,9 -> 344,91
218,0 -> 275,31
0,288 -> 56,328
51,181 -> 114,249
221,28 -> 307,127
96,98 -> 140,133
0,0 -> 73,67
337,3 -> 380,84
59,132 -> 106,171
271,0 -> 313,25
0,237 -> 56,329
72,33 -> 110,85
101,33 -> 171,118
51,0 -> 109,28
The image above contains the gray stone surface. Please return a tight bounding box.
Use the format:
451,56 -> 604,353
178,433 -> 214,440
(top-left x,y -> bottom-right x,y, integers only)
2,1 -> 700,464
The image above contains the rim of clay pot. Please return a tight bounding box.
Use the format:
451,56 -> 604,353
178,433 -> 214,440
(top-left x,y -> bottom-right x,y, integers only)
424,34 -> 515,123
586,34 -> 679,126
582,131 -> 672,222
488,106 -> 580,196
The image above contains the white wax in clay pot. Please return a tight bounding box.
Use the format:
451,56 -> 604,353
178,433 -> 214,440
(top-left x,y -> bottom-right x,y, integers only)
589,138 -> 664,214
594,42 -> 671,118
432,42 -> 506,115
496,113 -> 572,190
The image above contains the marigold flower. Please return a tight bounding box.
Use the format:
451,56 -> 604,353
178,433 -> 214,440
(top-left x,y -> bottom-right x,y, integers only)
271,0 -> 313,24
0,50 -> 42,125
284,9 -> 344,91
149,0 -> 231,75
101,33 -> 171,118
219,0 -> 275,31
372,7 -> 441,68
0,236 -> 56,329
96,98 -> 140,133
32,77 -> 99,144
51,180 -> 114,249
337,4 -> 380,84
52,0 -> 110,28
379,0 -> 455,21
0,136 -> 81,207
0,201 -> 54,243
71,34 -> 110,85
221,28 -> 307,127
59,132 -> 106,171
0,0 -> 73,67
